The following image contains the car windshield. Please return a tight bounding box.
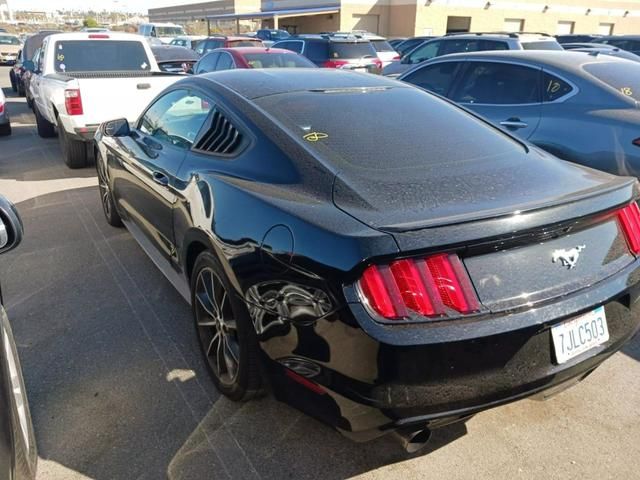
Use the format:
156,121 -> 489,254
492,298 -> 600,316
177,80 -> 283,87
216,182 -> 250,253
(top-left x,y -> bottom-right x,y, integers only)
255,87 -> 524,171
243,52 -> 316,68
0,35 -> 20,45
228,39 -> 264,47
583,62 -> 640,101
53,40 -> 151,72
157,26 -> 185,37
521,40 -> 563,50
370,39 -> 395,52
329,42 -> 377,59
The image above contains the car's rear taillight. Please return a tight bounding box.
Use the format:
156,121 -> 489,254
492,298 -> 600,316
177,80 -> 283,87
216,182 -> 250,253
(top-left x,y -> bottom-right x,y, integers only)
392,54 -> 401,60
323,59 -> 350,68
88,34 -> 110,39
617,202 -> 640,254
64,89 -> 83,116
358,253 -> 480,321
633,138 -> 640,148
0,102 -> 4,114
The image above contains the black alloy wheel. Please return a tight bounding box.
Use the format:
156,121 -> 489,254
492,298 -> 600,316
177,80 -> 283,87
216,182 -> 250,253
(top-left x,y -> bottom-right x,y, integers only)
96,152 -> 122,227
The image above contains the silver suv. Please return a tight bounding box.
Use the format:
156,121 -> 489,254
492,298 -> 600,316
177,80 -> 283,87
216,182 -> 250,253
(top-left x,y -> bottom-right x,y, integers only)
383,32 -> 562,77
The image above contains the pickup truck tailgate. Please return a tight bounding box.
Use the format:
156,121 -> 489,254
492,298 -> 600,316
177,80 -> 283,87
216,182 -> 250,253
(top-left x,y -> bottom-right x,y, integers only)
73,73 -> 180,125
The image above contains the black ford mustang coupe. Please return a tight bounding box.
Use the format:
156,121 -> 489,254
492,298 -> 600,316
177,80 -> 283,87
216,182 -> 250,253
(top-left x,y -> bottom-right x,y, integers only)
94,69 -> 640,451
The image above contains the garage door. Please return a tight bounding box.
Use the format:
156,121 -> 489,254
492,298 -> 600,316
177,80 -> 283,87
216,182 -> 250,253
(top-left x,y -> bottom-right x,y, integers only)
352,14 -> 379,34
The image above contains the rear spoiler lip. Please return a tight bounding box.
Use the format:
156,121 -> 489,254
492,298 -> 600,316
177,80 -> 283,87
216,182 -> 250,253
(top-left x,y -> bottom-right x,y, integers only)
380,176 -> 638,233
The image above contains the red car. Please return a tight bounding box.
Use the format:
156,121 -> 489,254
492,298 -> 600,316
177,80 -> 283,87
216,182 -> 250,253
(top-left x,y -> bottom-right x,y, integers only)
192,47 -> 316,74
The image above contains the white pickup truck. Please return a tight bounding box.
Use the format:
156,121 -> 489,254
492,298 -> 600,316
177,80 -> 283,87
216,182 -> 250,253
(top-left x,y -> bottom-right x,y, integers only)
26,32 -> 182,168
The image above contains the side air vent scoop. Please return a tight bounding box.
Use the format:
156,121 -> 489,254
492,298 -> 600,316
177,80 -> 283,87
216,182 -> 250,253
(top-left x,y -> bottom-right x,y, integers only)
195,109 -> 243,155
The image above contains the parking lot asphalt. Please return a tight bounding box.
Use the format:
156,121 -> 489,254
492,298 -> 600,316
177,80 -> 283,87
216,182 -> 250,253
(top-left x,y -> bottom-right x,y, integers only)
0,65 -> 639,480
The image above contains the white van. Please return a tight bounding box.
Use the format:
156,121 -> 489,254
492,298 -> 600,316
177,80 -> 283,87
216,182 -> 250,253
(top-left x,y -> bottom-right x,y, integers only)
138,23 -> 186,44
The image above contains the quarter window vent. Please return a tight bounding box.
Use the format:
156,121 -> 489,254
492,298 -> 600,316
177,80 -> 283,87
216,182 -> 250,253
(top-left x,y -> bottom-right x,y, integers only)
195,109 -> 243,155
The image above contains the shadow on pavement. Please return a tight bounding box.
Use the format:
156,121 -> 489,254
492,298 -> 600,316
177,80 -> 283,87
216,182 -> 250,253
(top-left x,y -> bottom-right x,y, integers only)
0,185 -> 466,480
623,330 -> 640,362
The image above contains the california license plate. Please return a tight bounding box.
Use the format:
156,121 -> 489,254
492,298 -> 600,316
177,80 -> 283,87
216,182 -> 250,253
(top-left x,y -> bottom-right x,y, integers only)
551,306 -> 609,364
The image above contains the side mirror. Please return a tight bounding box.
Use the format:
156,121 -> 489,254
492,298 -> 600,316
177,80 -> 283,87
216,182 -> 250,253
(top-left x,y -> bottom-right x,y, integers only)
0,196 -> 23,255
103,118 -> 130,137
23,60 -> 35,72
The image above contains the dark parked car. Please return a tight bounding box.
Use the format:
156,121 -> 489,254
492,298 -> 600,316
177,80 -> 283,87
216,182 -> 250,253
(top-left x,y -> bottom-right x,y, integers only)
10,32 -> 53,99
388,37 -> 407,49
399,50 -> 640,177
556,34 -> 602,44
565,45 -> 640,62
151,45 -> 200,73
255,29 -> 290,46
272,35 -> 382,72
394,36 -> 435,56
0,196 -> 37,480
192,47 -> 316,74
592,35 -> 640,55
383,32 -> 562,77
194,35 -> 263,56
94,69 -> 640,451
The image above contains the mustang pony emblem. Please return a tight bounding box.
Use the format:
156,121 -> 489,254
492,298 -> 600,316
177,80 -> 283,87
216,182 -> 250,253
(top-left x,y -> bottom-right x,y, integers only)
552,245 -> 586,269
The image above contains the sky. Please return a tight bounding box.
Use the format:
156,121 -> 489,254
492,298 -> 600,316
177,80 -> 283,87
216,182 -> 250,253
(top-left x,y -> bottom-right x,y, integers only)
10,0 -> 202,13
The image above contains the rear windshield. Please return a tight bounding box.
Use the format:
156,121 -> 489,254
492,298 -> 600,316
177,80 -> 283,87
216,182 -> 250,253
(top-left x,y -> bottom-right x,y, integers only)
228,39 -> 263,47
370,39 -> 395,52
255,87 -> 523,171
329,42 -> 377,59
243,52 -> 315,68
521,40 -> 563,50
0,35 -> 20,45
583,62 -> 640,101
156,26 -> 185,37
53,40 -> 151,73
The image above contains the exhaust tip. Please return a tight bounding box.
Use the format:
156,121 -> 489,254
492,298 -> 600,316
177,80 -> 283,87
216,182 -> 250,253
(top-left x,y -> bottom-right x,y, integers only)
393,428 -> 432,454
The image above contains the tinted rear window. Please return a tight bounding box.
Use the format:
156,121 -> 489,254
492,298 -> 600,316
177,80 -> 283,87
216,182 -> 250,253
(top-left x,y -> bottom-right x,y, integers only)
583,62 -> 640,101
243,53 -> 315,68
521,40 -> 563,50
370,40 -> 395,52
255,87 -> 523,171
53,40 -> 151,72
329,42 -> 377,59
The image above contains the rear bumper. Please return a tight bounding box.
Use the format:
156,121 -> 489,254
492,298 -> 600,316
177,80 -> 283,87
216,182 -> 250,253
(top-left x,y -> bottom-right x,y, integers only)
264,260 -> 640,441
71,126 -> 99,141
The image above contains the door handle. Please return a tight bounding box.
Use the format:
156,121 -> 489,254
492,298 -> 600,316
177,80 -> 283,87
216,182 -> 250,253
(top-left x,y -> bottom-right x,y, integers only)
500,119 -> 528,130
152,171 -> 169,187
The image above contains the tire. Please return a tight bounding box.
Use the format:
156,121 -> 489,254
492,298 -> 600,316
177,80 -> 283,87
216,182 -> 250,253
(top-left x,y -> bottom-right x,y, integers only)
17,80 -> 25,97
95,151 -> 123,227
9,71 -> 16,92
191,252 -> 264,401
1,312 -> 37,480
34,106 -> 55,138
0,123 -> 11,137
57,118 -> 87,169
26,94 -> 33,110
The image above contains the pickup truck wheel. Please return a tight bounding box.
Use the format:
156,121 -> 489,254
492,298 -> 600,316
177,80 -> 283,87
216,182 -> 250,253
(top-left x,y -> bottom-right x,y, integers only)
26,95 -> 33,110
34,106 -> 56,138
96,151 -> 122,227
9,72 -> 17,92
0,124 -> 11,137
57,119 -> 87,169
17,81 -> 25,97
1,313 -> 38,480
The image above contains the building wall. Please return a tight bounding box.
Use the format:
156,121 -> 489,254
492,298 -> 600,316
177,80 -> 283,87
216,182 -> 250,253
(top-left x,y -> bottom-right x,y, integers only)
150,0 -> 640,36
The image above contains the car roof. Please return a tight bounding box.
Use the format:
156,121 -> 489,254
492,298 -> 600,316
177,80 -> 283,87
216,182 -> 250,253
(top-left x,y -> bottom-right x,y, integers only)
598,35 -> 640,40
198,68 -> 404,100
206,35 -> 257,41
415,50 -> 631,74
151,45 -> 199,61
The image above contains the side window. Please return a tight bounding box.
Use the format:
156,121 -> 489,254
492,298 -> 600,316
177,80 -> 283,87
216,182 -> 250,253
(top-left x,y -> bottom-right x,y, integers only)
402,61 -> 461,97
215,53 -> 234,71
305,41 -> 327,60
196,52 -> 219,74
407,41 -> 441,64
203,39 -> 223,53
480,40 -> 509,51
139,89 -> 213,149
150,27 -> 157,38
543,72 -> 573,102
37,45 -> 45,72
452,62 -> 540,105
276,41 -> 303,54
439,40 -> 474,55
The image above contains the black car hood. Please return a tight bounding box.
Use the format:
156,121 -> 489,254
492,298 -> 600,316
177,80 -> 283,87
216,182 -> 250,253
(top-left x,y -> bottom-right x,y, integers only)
333,147 -> 635,233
